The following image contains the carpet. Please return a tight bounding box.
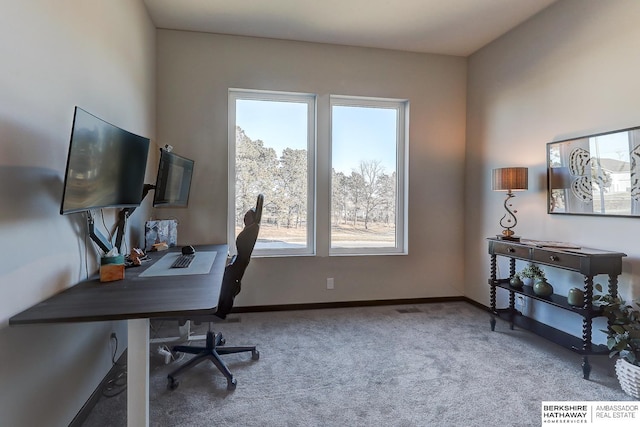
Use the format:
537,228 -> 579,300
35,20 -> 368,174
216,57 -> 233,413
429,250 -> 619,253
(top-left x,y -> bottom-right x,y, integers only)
81,302 -> 632,426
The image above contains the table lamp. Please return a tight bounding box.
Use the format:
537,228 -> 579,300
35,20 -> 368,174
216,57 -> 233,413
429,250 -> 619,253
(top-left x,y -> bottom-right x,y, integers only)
492,167 -> 528,241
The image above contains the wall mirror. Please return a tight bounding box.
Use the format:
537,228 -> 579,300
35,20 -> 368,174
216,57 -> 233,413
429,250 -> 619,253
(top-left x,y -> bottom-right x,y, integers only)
547,126 -> 640,217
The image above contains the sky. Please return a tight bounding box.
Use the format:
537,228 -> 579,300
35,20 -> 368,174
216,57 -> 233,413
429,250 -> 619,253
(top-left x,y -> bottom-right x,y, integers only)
590,132 -> 632,162
236,99 -> 397,174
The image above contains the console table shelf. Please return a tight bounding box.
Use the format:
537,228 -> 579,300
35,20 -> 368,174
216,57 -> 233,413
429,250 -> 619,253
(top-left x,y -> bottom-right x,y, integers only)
492,280 -> 605,316
487,238 -> 626,379
492,309 -> 609,356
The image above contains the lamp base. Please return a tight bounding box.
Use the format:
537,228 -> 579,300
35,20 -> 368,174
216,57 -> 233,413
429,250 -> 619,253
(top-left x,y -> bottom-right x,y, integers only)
496,235 -> 521,242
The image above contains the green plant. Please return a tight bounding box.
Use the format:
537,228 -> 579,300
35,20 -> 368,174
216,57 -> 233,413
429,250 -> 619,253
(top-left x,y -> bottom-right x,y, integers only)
594,284 -> 640,366
520,263 -> 545,280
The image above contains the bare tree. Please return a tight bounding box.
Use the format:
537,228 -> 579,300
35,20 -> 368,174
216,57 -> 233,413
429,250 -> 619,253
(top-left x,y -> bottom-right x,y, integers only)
346,171 -> 365,226
358,160 -> 386,229
237,126 -> 396,235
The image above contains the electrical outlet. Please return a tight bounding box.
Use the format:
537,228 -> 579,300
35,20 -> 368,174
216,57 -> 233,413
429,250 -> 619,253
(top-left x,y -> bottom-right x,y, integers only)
326,278 -> 334,290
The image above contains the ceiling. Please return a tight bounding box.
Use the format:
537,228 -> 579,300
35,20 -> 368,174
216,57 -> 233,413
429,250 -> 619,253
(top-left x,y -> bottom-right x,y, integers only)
143,0 -> 557,57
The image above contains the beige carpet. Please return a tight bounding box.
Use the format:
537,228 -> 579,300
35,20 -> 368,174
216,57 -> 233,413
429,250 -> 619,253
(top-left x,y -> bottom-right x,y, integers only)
81,302 -> 632,426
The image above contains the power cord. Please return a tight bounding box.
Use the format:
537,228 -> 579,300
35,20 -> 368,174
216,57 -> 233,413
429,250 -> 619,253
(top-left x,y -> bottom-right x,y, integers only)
102,333 -> 127,398
156,344 -> 183,365
150,319 -> 166,341
150,320 -> 185,364
99,209 -> 115,245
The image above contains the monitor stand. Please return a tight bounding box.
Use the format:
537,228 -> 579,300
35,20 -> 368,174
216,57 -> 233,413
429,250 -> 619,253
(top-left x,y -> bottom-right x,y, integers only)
87,183 -> 156,255
87,214 -> 113,253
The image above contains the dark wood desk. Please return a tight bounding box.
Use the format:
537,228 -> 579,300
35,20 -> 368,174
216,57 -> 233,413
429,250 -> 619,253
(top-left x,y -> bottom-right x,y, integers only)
9,244 -> 228,427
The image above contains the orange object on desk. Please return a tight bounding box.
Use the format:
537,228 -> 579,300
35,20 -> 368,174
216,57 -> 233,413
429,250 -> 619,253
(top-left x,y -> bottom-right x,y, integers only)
100,255 -> 125,282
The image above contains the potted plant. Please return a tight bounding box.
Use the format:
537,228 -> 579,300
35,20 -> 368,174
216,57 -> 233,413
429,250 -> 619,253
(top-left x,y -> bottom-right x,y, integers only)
520,263 -> 545,285
594,285 -> 640,398
520,263 -> 553,296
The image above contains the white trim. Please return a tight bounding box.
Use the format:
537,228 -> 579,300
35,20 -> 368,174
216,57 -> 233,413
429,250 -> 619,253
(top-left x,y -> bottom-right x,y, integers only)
228,89 -> 317,256
329,95 -> 409,256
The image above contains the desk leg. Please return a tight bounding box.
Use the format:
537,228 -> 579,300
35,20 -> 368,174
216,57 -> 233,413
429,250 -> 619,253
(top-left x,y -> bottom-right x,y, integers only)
128,318 -> 150,427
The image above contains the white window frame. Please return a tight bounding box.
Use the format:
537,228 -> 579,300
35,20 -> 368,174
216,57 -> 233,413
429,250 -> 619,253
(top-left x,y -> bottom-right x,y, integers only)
329,95 -> 408,256
228,89 -> 317,257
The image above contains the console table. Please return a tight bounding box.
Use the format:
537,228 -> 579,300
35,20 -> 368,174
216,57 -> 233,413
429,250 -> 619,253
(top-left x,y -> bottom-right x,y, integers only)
487,238 -> 626,379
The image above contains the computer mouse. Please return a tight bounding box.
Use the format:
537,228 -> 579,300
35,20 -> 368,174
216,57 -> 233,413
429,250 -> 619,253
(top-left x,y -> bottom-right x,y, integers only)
181,245 -> 195,255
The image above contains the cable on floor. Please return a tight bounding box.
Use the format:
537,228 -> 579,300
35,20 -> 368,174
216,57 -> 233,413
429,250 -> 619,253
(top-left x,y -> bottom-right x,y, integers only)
102,333 -> 127,398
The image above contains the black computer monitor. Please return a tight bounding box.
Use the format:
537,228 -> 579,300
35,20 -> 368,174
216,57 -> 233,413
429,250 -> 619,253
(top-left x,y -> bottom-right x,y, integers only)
152,148 -> 194,208
60,107 -> 150,215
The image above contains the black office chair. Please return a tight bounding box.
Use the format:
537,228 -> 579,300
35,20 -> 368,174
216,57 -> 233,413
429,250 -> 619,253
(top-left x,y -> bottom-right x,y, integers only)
167,194 -> 264,391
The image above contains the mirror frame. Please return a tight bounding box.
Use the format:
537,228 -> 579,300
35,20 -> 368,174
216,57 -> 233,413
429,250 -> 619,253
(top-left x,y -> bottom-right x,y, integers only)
547,126 -> 640,217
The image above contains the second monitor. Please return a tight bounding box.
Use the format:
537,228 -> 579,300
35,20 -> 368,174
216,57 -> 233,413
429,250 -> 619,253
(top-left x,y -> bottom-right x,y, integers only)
153,148 -> 195,208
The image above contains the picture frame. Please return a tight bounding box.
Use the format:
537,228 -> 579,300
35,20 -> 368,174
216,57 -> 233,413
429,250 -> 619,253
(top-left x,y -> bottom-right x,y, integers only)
547,126 -> 640,217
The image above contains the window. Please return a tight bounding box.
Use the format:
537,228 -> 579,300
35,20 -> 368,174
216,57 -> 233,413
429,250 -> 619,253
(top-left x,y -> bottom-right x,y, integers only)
228,90 -> 407,257
228,89 -> 316,256
330,96 -> 408,255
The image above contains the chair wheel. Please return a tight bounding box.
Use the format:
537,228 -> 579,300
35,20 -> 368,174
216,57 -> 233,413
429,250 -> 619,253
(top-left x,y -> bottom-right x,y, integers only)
252,349 -> 260,360
227,378 -> 237,390
167,377 -> 179,390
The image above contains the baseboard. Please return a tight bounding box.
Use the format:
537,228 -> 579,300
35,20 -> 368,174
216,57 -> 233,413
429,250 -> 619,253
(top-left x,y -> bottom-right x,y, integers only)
231,296 -> 471,314
461,297 -> 490,312
69,350 -> 127,427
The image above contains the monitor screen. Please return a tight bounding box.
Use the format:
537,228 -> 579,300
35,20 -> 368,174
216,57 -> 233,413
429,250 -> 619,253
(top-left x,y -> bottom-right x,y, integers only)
153,149 -> 194,208
60,107 -> 150,215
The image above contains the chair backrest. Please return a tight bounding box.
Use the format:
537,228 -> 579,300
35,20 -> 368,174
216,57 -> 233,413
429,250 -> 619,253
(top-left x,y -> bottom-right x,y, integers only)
216,194 -> 263,318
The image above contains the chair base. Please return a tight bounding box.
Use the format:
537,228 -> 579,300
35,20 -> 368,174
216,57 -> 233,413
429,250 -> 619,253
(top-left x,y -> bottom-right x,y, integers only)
168,331 -> 259,391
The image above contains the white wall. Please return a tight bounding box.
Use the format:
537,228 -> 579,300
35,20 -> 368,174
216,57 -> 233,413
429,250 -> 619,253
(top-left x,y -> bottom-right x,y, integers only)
465,0 -> 640,339
155,31 -> 467,307
0,1 -> 155,425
